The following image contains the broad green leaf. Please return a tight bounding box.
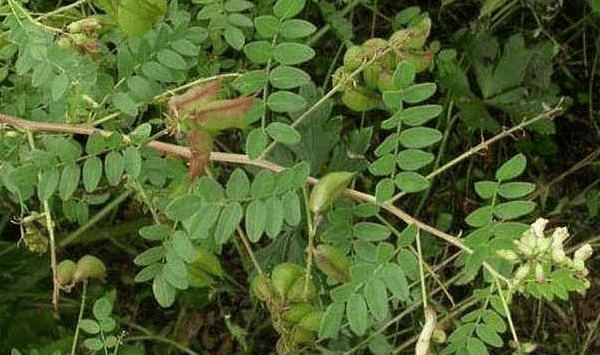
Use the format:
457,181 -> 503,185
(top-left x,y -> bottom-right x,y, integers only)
130,123 -> 151,143
265,195 -> 284,238
228,13 -> 253,28
133,246 -> 166,266
476,324 -> 503,347
254,15 -> 279,38
164,249 -> 189,290
184,203 -> 221,239
392,61 -> 416,88
401,105 -> 443,126
382,263 -> 409,300
86,133 -> 106,155
482,309 -> 507,333
80,319 -> 100,334
195,177 -> 225,202
493,201 -> 536,220
374,133 -> 399,156
266,122 -> 301,145
59,163 -> 80,201
282,190 -> 301,226
353,203 -> 379,218
141,61 -> 174,82
112,92 -> 138,116
92,297 -> 113,320
382,91 -> 403,110
398,224 -> 418,246
273,0 -> 306,19
224,25 -> 245,50
139,224 -> 170,241
402,83 -> 436,103
246,199 -> 267,242
353,222 -> 390,241
465,206 -> 494,227
495,153 -> 526,181
227,168 -> 250,199
399,127 -> 442,149
157,49 -> 187,70
492,221 -> 528,239
363,277 -> 388,321
38,167 -> 59,201
375,178 -> 394,202
251,170 -> 275,198
396,149 -> 434,171
135,263 -> 162,282
99,318 -> 116,332
172,232 -> 197,263
153,269 -> 176,307
368,154 -> 395,176
319,301 -> 345,339
123,146 -> 142,178
475,181 -> 499,199
280,19 -> 316,38
51,72 -> 69,101
397,248 -> 419,280
245,128 -> 269,159
214,202 -> 243,244
498,182 -> 536,199
166,195 -> 203,221
244,41 -> 272,64
273,42 -> 315,65
232,70 -> 267,94
347,293 -> 368,335
269,66 -> 311,89
224,0 -> 254,12
42,136 -> 82,163
104,151 -> 124,186
267,91 -> 307,112
394,171 -> 429,193
171,39 -> 199,56
466,337 -> 489,355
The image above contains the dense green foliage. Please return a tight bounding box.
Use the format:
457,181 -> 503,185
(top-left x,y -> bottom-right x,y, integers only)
1,0 -> 599,354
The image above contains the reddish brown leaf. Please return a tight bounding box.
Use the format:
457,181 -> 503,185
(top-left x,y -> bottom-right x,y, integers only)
168,80 -> 221,117
192,96 -> 254,133
187,130 -> 213,180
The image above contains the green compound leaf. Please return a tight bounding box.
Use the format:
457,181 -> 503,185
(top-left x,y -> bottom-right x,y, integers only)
112,92 -> 138,116
105,151 -> 125,186
402,83 -> 436,103
224,25 -> 245,50
153,269 -> 176,307
228,13 -> 253,28
353,222 -> 391,241
368,154 -> 395,176
476,324 -> 503,347
319,301 -> 345,339
135,263 -> 161,282
495,153 -> 526,181
466,336 -> 489,355
482,309 -> 507,333
273,0 -> 306,19
164,249 -> 189,290
474,181 -> 499,199
273,42 -> 315,65
267,91 -> 307,112
498,182 -> 536,199
83,338 -> 104,351
38,167 -> 59,201
93,297 -> 113,320
401,104 -> 443,126
382,262 -> 409,301
396,149 -> 434,171
394,171 -> 429,193
251,170 -> 275,198
59,163 -> 80,201
171,39 -> 199,56
280,19 -> 316,38
51,72 -> 69,101
493,201 -> 536,220
80,319 -> 100,334
214,202 -> 243,244
382,91 -> 403,111
139,224 -> 170,241
375,133 -> 399,156
392,61 -> 416,89
399,127 -> 442,149
244,41 -> 272,64
375,178 -> 394,202
123,146 -> 142,178
282,190 -> 301,226
269,66 -> 311,89
133,246 -> 166,266
265,195 -> 284,237
232,70 -> 267,94
465,206 -> 494,227
254,15 -> 279,38
245,128 -> 269,159
266,122 -> 301,145
166,195 -> 203,221
184,204 -> 221,239
226,168 -> 250,200
246,199 -> 267,242
142,61 -> 174,82
363,277 -> 388,321
347,292 -> 368,336
157,49 -> 187,70
224,0 -> 254,12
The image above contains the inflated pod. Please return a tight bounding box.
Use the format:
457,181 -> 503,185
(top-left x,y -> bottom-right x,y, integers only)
341,87 -> 380,112
251,274 -> 280,301
332,67 -> 354,92
313,244 -> 350,283
362,38 -> 393,67
343,45 -> 366,72
309,171 -> 355,214
271,262 -> 304,299
57,259 -> 77,286
73,255 -> 106,282
283,303 -> 312,324
296,311 -> 323,332
286,275 -> 317,303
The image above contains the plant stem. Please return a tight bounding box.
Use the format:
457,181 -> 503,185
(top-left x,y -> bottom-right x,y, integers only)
70,280 -> 88,355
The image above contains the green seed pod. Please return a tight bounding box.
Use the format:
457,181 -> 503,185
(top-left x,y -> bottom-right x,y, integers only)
271,262 -> 304,299
341,87 -> 380,112
403,50 -> 434,72
296,311 -> 323,332
407,15 -> 431,49
362,62 -> 382,90
343,45 -> 365,72
286,275 -> 317,303
57,259 -> 77,286
291,325 -> 317,345
309,172 -> 355,214
74,255 -> 107,282
67,18 -> 101,33
251,274 -> 279,301
283,303 -> 312,324
313,244 -> 350,283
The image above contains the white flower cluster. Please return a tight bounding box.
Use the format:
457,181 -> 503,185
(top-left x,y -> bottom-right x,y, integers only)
497,218 -> 593,287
